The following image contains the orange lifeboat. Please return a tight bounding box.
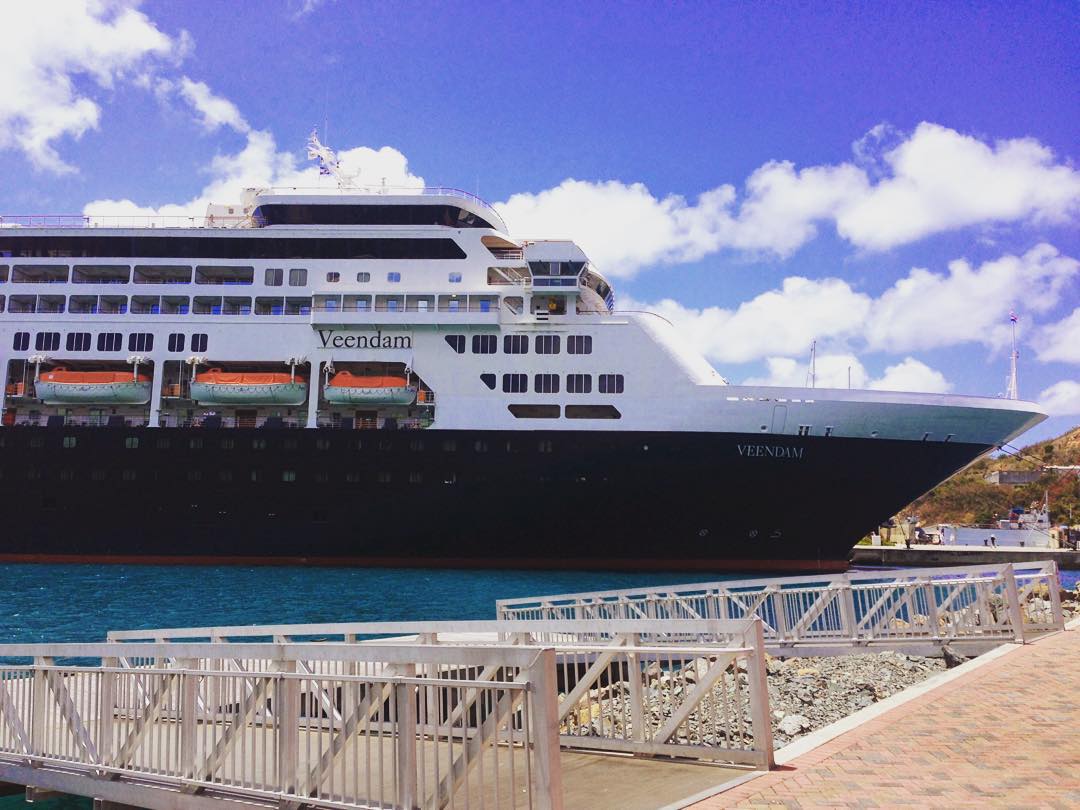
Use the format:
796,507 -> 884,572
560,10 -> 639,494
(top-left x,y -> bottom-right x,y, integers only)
190,368 -> 308,405
324,372 -> 417,405
35,368 -> 152,405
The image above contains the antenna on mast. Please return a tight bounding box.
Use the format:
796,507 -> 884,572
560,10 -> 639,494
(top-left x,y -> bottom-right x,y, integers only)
807,340 -> 817,389
1005,311 -> 1020,400
307,129 -> 359,189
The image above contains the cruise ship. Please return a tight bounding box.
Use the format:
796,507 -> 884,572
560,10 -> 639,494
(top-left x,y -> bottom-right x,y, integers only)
0,147 -> 1047,571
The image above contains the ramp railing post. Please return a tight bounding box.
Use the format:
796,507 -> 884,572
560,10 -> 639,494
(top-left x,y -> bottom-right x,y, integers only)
30,656 -> 52,761
839,583 -> 857,642
394,664 -> 418,809
178,658 -> 198,778
527,648 -> 564,810
1047,560 -> 1065,630
1003,564 -> 1026,644
277,659 -> 299,798
923,579 -> 941,641
745,619 -> 775,769
626,634 -> 645,742
99,657 -> 117,771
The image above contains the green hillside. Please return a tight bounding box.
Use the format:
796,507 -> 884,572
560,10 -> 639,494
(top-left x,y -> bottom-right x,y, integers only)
903,425 -> 1080,526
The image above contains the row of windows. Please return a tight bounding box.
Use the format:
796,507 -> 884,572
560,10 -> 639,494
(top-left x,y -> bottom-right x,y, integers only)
0,236 -> 468,261
483,373 -> 625,394
34,435 -> 564,453
444,334 -> 593,355
12,331 -> 208,353
2,293 -> 314,316
1,264 -> 468,289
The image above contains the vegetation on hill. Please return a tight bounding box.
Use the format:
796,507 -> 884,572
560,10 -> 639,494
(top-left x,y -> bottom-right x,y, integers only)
903,426 -> 1080,526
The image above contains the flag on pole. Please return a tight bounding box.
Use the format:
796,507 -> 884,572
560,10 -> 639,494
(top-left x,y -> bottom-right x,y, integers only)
1009,310 -> 1019,323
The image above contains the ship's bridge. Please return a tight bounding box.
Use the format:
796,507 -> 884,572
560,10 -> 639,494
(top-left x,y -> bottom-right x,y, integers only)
240,187 -> 509,234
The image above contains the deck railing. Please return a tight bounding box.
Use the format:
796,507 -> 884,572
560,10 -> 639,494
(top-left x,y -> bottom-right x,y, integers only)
107,619 -> 775,768
0,641 -> 562,810
495,562 -> 1065,654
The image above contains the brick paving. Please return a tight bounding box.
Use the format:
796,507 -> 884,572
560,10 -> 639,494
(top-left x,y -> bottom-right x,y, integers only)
694,628 -> 1080,809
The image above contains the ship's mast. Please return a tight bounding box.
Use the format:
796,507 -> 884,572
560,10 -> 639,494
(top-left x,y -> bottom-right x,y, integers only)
1005,311 -> 1019,400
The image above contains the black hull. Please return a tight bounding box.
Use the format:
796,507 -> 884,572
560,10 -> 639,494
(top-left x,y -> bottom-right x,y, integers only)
0,427 -> 991,572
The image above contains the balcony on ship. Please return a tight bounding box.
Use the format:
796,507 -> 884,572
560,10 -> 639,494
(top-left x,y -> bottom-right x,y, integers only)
309,293 -> 501,325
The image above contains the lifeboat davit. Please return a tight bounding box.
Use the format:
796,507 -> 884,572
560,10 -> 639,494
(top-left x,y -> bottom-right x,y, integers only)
324,372 -> 417,405
35,368 -> 152,405
190,369 -> 308,405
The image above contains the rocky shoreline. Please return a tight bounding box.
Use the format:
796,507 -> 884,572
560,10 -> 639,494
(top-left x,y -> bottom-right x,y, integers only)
766,650 -> 945,746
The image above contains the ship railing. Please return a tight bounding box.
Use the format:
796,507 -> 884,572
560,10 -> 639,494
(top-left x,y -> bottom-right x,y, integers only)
156,414 -> 306,429
495,561 -> 1065,655
311,301 -> 499,314
105,618 -> 774,769
5,414 -> 149,428
0,641 -> 561,810
256,184 -> 504,216
316,416 -> 431,431
0,214 -> 250,229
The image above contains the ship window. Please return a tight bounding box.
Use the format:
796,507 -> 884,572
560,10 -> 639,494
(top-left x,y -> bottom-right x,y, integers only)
566,374 -> 591,393
265,268 -> 283,286
285,297 -> 311,315
60,469 -> 74,480
534,373 -> 559,394
598,374 -> 624,394
356,271 -> 370,283
131,295 -> 161,314
191,333 -> 208,352
503,334 -> 528,354
824,426 -> 833,437
65,332 -> 91,351
97,332 -> 122,352
316,438 -> 330,450
565,404 -> 621,419
222,296 -> 251,315
480,373 -> 496,390
196,265 -> 253,285
12,265 -> 68,283
288,268 -> 308,286
193,296 -> 221,315
474,440 -> 488,453
0,266 -> 6,282
282,470 -> 296,482
220,438 -> 234,449
8,295 -> 35,313
409,471 -> 423,484
535,335 -> 560,354
73,264 -> 129,284
345,471 -> 361,483
502,373 -> 527,393
219,470 -> 233,482
508,404 -> 560,419
252,438 -> 266,450
134,265 -> 191,284
567,335 -> 593,354
442,439 -> 457,452
283,437 -> 298,450
12,331 -> 29,351
187,470 -> 201,481
377,471 -> 392,484
189,438 -> 202,449
387,272 -> 402,283
0,295 -> 4,313
445,334 -> 465,353
35,332 -> 60,351
156,438 -> 170,449
409,439 -> 424,451
449,272 -> 462,283
538,439 -> 553,453
30,437 -> 45,448
250,470 -> 262,482
122,469 -> 137,481
326,271 -> 340,283
472,334 -> 497,354
91,469 -> 106,481
167,333 -> 185,352
162,296 -> 189,314
124,437 -> 139,449
62,436 -> 76,448
798,425 -> 811,436
128,333 -> 154,352
256,296 -> 285,315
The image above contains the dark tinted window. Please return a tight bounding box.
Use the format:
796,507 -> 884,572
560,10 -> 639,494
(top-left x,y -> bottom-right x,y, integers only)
568,335 -> 593,354
253,203 -> 494,229
598,374 -> 625,394
65,332 -> 91,351
445,334 -> 465,353
192,333 -> 208,352
567,374 -> 591,393
508,404 -> 560,419
502,373 -> 527,393
128,333 -> 153,352
0,235 -> 467,260
480,373 -> 496,390
97,332 -> 122,352
565,404 -> 621,419
35,332 -> 60,351
472,334 -> 497,354
167,332 -> 185,352
12,331 -> 30,351
503,334 -> 528,354
534,373 -> 559,393
535,335 -> 560,354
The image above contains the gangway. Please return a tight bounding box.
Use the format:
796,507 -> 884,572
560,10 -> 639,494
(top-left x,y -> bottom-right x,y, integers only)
496,561 -> 1065,656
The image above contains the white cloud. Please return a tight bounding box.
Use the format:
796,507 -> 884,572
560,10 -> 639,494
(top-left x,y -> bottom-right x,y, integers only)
864,244 -> 1079,353
1035,307 -> 1080,364
1038,380 -> 1080,416
0,0 -> 181,173
496,123 -> 1080,277
83,130 -> 425,221
177,77 -> 249,133
743,353 -> 951,393
867,357 -> 952,393
625,276 -> 871,364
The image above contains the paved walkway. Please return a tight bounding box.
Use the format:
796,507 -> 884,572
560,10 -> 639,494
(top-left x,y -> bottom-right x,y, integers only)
694,627 -> 1080,809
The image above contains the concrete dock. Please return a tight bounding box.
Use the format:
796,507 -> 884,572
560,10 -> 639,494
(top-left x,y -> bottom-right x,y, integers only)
852,543 -> 1080,568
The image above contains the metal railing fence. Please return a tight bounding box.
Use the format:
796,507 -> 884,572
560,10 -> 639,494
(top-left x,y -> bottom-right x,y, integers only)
0,641 -> 561,810
495,562 -> 1065,653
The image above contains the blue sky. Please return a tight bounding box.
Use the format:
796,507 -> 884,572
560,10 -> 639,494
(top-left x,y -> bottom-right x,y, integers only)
2,0 -> 1078,442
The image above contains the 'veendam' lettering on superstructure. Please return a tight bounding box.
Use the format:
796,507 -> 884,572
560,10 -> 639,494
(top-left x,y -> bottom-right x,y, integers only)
736,444 -> 805,460
316,330 -> 412,350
